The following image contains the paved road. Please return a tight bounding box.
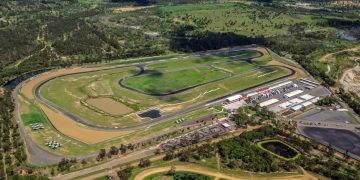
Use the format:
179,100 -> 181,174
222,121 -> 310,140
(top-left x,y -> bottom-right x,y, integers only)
33,48 -> 295,131
12,82 -> 63,165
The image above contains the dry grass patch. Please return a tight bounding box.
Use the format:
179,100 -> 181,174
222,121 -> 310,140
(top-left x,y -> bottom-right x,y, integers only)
21,67 -> 105,100
113,5 -> 155,13
86,97 -> 134,116
39,103 -> 130,144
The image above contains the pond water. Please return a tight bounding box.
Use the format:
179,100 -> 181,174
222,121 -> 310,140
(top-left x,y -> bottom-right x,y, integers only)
337,32 -> 357,41
138,109 -> 161,119
261,141 -> 298,159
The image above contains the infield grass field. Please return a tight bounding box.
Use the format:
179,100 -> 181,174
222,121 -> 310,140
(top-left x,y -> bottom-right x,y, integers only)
122,66 -> 231,94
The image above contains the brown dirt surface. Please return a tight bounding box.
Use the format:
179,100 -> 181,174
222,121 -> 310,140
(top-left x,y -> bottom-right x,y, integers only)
267,60 -> 305,78
18,96 -> 30,114
86,97 -> 134,115
253,47 -> 270,56
38,103 -> 131,144
134,164 -> 318,180
340,65 -> 360,96
332,1 -> 360,7
21,67 -> 104,100
0,87 -> 4,96
113,5 -> 155,13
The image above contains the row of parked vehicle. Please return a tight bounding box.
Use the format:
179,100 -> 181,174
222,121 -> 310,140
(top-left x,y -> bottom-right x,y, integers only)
45,141 -> 61,149
250,83 -> 298,102
176,118 -> 185,124
30,123 -> 44,130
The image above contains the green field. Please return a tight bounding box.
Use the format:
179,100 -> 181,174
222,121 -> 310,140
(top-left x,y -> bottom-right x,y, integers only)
123,66 -> 230,94
213,61 -> 256,74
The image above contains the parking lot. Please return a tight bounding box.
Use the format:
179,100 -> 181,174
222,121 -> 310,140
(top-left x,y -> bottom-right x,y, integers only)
159,119 -> 236,151
294,109 -> 356,124
251,78 -> 331,114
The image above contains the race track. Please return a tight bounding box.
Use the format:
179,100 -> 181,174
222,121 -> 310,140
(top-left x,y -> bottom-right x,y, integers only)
31,48 -> 295,131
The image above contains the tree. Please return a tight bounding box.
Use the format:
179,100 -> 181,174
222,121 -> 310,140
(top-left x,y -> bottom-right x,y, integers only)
57,158 -> 72,172
117,166 -> 134,180
109,146 -> 119,155
163,151 -> 175,161
167,166 -> 176,176
138,158 -> 151,168
120,144 -> 127,154
97,149 -> 106,160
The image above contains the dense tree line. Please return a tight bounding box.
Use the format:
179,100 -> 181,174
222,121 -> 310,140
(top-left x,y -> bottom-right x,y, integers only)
315,96 -> 338,106
339,90 -> 360,116
163,144 -> 215,162
230,105 -> 275,127
173,172 -> 212,180
0,0 -> 171,86
170,25 -> 266,52
217,126 -> 298,172
0,90 -> 47,179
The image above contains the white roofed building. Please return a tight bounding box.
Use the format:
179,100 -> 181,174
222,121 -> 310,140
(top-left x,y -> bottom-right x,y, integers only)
289,98 -> 304,105
284,90 -> 303,98
279,101 -> 292,109
300,94 -> 314,101
259,98 -> 279,107
291,105 -> 303,111
226,94 -> 242,102
302,101 -> 313,107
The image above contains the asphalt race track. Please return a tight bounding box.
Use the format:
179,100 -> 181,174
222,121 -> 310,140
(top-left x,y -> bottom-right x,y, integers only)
32,48 -> 296,131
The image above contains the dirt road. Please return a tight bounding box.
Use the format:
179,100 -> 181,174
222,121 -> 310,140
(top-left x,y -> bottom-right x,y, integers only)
133,164 -> 318,180
320,47 -> 359,62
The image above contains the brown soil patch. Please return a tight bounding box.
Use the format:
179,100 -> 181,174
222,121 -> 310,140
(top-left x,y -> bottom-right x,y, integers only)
86,97 -> 133,116
332,1 -> 360,7
113,5 -> 154,13
38,103 -> 130,144
21,67 -> 104,100
340,65 -> 360,96
253,47 -> 270,56
267,60 -> 305,78
0,87 -> 4,96
19,96 -> 30,114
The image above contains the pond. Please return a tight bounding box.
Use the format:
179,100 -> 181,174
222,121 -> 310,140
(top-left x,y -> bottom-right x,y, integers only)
138,109 -> 161,119
337,32 -> 357,41
257,139 -> 301,160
